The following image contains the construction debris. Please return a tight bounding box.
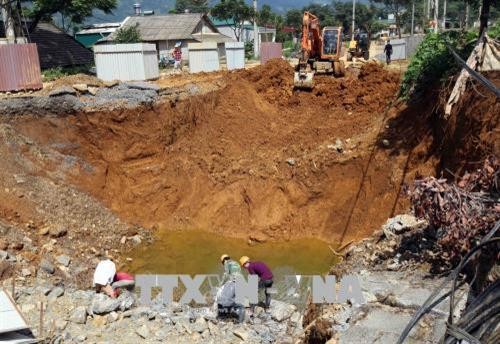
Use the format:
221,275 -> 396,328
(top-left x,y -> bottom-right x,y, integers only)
405,156 -> 499,267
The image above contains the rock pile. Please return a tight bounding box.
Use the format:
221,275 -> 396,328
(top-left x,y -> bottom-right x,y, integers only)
7,279 -> 304,343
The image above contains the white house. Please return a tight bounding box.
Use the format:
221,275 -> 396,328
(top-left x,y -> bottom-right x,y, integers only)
102,13 -> 235,60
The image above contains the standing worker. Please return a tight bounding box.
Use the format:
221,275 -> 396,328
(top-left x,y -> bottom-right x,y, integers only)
384,40 -> 393,65
173,42 -> 182,70
239,256 -> 273,308
220,254 -> 243,284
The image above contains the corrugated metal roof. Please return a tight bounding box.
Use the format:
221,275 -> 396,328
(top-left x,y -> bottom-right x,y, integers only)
0,289 -> 29,333
109,14 -> 212,41
76,27 -> 117,35
191,33 -> 235,43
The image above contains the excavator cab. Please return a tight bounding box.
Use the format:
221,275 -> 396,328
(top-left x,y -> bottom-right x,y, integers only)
294,13 -> 345,90
322,28 -> 341,57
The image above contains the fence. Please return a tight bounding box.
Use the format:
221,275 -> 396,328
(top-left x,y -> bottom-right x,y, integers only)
390,38 -> 407,60
188,42 -> 220,73
260,42 -> 283,64
93,43 -> 159,82
225,42 -> 245,70
405,34 -> 425,57
374,34 -> 425,61
0,43 -> 42,92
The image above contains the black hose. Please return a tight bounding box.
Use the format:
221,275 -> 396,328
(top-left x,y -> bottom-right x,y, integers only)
396,221 -> 499,344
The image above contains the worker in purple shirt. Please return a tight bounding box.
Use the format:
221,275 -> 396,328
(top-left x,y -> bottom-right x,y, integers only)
239,256 -> 273,308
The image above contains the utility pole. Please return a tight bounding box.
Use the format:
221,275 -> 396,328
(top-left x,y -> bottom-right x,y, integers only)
465,2 -> 470,29
442,0 -> 447,29
411,1 -> 415,35
1,0 -> 15,42
434,0 -> 439,33
352,0 -> 356,39
253,0 -> 258,58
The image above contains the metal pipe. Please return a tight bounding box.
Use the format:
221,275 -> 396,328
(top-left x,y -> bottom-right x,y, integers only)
253,0 -> 258,58
39,302 -> 44,338
434,0 -> 439,33
352,0 -> 356,40
411,1 -> 415,35
0,0 -> 15,42
442,0 -> 447,29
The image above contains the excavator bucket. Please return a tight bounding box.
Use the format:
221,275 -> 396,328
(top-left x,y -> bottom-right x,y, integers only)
294,71 -> 314,89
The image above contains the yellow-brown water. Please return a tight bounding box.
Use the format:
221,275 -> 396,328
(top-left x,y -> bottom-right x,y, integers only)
126,230 -> 335,276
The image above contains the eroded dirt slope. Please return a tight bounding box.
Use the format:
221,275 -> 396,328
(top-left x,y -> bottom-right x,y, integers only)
5,60 -> 404,243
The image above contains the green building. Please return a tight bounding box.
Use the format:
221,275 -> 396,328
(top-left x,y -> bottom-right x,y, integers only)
75,23 -> 122,48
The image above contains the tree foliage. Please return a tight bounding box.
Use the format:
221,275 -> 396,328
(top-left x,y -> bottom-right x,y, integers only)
332,1 -> 382,36
285,8 -> 303,35
400,31 -> 475,98
372,0 -> 410,38
211,0 -> 254,42
174,0 -> 208,14
25,0 -> 116,31
114,23 -> 142,43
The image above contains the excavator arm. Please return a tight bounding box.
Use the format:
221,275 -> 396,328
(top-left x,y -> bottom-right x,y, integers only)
294,12 -> 320,89
300,12 -> 322,62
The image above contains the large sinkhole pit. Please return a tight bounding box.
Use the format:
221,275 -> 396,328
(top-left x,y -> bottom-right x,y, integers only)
7,60 -> 406,278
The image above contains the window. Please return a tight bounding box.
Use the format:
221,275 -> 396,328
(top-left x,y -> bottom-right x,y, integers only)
323,30 -> 338,55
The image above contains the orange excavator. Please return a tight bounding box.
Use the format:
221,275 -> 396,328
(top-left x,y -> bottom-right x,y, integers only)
294,11 -> 345,89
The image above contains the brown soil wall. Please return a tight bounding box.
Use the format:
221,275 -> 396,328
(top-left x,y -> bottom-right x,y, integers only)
10,61 -> 405,243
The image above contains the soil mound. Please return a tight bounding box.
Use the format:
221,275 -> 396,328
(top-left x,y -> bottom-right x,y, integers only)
383,70 -> 499,180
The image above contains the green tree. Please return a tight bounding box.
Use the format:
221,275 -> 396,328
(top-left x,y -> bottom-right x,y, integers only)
25,0 -> 116,32
211,0 -> 254,42
174,0 -> 209,14
114,23 -> 142,43
257,4 -> 274,26
332,1 -> 381,37
285,8 -> 303,35
372,0 -> 410,38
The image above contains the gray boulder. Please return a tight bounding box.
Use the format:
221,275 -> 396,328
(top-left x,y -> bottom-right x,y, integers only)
269,300 -> 297,322
39,259 -> 55,274
118,290 -> 135,311
0,250 -> 8,261
90,293 -> 121,314
49,86 -> 77,97
69,306 -> 87,324
56,255 -> 71,267
48,287 -> 64,300
136,324 -> 150,339
123,82 -> 160,92
191,317 -> 208,333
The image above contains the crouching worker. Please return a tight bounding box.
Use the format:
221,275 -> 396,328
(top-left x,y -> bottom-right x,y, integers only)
220,254 -> 243,284
216,279 -> 245,323
93,259 -> 134,298
240,256 -> 273,308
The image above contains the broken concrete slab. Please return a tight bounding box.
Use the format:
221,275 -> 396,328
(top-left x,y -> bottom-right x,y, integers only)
49,86 -> 77,97
338,303 -> 444,343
